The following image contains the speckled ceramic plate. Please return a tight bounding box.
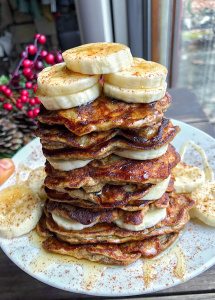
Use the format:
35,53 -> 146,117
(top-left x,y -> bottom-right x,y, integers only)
0,120 -> 215,297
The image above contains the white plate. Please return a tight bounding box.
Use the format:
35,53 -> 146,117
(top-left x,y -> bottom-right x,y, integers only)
0,119 -> 215,297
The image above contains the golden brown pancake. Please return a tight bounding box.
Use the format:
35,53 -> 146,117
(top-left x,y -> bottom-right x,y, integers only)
36,122 -> 162,150
37,118 -> 175,152
38,93 -> 172,136
42,121 -> 180,160
42,232 -> 179,265
36,213 -> 53,238
45,193 -> 170,226
44,194 -> 194,244
45,191 -> 170,212
45,144 -> 180,191
45,177 -> 174,209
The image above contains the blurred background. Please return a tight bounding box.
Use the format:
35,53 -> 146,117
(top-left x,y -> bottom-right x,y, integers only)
0,0 -> 215,156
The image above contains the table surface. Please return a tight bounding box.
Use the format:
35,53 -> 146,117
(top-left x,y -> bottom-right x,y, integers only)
1,88 -> 215,300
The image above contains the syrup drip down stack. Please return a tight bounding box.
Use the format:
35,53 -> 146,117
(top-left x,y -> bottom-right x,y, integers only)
35,43 -> 194,265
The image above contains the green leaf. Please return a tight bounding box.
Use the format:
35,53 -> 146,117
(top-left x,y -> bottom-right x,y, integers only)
0,75 -> 9,85
43,61 -> 51,68
19,81 -> 26,88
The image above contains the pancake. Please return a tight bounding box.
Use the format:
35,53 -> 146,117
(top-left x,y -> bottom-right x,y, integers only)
44,144 -> 180,191
37,118 -> 175,151
36,213 -> 52,238
42,232 -> 179,265
45,189 -> 170,211
36,121 -> 162,150
45,193 -> 170,226
44,194 -> 194,244
38,93 -> 172,136
45,176 -> 174,209
42,121 -> 179,161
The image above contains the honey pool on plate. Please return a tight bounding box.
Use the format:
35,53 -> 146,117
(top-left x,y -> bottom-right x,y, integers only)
28,229 -> 187,290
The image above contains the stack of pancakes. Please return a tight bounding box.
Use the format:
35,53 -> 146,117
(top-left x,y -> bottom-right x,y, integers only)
36,43 -> 194,265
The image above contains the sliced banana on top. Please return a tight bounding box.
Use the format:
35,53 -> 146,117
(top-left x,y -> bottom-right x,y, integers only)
103,81 -> 167,103
191,181 -> 215,226
37,63 -> 100,96
172,162 -> 205,194
62,42 -> 133,74
103,58 -> 167,89
36,82 -> 102,110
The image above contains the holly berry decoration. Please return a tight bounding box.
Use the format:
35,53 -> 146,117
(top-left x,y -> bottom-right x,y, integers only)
38,35 -> 46,44
0,33 -> 63,120
28,45 -> 37,55
2,103 -> 13,111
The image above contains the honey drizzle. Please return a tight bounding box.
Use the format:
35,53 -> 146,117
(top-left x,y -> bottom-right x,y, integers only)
173,244 -> 187,279
28,230 -> 106,290
142,242 -> 187,286
180,141 -> 214,181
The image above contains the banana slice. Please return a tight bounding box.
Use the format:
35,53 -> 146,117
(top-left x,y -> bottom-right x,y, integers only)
62,42 -> 133,74
114,144 -> 168,160
47,158 -> 92,171
191,181 -> 215,226
52,213 -> 98,230
140,176 -> 170,201
37,63 -> 99,96
0,185 -> 42,239
26,167 -> 46,203
103,58 -> 167,89
114,208 -> 166,231
103,82 -> 167,103
172,162 -> 205,194
36,82 -> 101,110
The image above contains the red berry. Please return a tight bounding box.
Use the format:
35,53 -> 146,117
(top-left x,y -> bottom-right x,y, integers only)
16,98 -> 22,103
55,54 -> 64,63
22,68 -> 31,76
22,59 -> 32,68
21,90 -> 29,96
26,73 -> 34,80
28,45 -> 37,55
25,82 -> 33,89
16,102 -> 23,109
29,98 -> 36,106
4,88 -> 12,96
3,103 -> 13,110
40,50 -> 48,58
0,85 -> 7,92
0,98 -> 5,102
38,35 -> 46,44
35,33 -> 40,39
33,86 -> 38,93
21,95 -> 28,103
20,51 -> 28,58
27,110 -> 34,118
35,96 -> 41,104
33,108 -> 40,117
35,60 -> 44,71
34,73 -> 38,79
45,54 -> 55,64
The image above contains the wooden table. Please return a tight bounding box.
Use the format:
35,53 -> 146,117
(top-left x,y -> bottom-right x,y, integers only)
1,88 -> 215,300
